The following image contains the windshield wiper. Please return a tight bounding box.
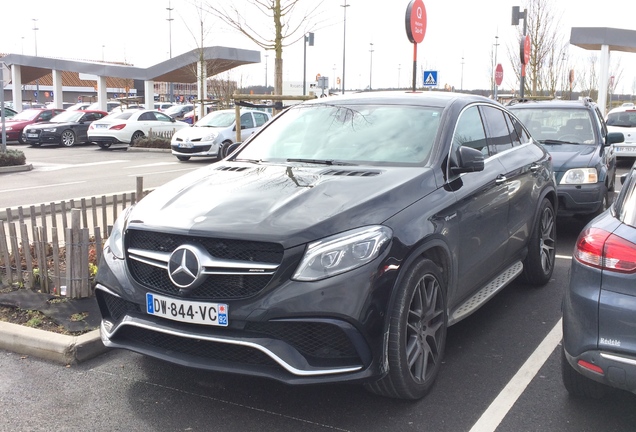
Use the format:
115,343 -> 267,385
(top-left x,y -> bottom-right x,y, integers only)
540,139 -> 577,145
286,158 -> 355,166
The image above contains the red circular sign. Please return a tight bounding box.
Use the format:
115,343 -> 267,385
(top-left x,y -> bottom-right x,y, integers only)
523,35 -> 531,64
495,64 -> 504,86
405,0 -> 427,44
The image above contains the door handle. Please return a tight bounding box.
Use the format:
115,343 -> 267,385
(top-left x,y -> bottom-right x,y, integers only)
495,175 -> 507,184
530,163 -> 540,172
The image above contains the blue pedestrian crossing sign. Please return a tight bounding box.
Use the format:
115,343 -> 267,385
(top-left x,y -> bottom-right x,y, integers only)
423,70 -> 438,87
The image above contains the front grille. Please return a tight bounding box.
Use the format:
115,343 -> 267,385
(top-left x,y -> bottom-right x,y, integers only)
245,321 -> 359,361
101,291 -> 141,322
126,229 -> 284,300
170,145 -> 212,154
114,326 -> 281,368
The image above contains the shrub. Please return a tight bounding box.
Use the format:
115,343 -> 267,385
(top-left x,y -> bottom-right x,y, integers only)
131,136 -> 171,149
0,149 -> 26,167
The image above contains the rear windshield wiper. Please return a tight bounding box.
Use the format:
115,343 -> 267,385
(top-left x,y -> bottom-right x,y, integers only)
286,158 -> 356,166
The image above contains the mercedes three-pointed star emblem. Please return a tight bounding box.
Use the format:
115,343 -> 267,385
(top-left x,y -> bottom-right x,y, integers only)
167,245 -> 202,289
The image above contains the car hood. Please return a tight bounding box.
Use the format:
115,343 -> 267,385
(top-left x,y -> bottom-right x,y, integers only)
541,143 -> 596,172
27,121 -> 77,129
127,162 -> 437,248
4,119 -> 33,127
172,126 -> 223,140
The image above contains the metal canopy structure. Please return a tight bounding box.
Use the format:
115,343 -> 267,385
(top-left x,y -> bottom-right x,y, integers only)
1,46 -> 260,111
570,27 -> 636,113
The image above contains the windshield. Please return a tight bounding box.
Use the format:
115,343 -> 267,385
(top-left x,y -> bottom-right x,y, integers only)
164,105 -> 186,115
195,111 -> 235,128
50,111 -> 84,123
607,111 -> 636,128
10,109 -> 40,121
511,108 -> 595,144
236,103 -> 441,165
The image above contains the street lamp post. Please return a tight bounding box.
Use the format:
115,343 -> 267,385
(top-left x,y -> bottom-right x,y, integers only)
265,53 -> 269,89
369,43 -> 374,91
512,6 -> 528,98
341,0 -> 349,95
167,0 -> 174,102
461,57 -> 464,91
493,34 -> 499,100
398,64 -> 401,89
32,18 -> 39,103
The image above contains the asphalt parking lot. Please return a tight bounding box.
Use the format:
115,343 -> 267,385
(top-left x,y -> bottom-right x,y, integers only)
1,145 -> 636,432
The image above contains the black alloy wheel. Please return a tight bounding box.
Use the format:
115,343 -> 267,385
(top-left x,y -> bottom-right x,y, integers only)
365,259 -> 447,400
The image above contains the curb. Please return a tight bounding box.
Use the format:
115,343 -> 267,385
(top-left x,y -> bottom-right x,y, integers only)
127,147 -> 171,153
0,163 -> 33,174
0,321 -> 108,364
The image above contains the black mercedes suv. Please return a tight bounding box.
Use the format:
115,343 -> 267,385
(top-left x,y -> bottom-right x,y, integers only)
96,91 -> 557,400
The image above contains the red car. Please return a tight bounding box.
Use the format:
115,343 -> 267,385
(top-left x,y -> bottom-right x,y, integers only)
3,108 -> 65,143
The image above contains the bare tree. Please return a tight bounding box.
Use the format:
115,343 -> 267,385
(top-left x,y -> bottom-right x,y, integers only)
203,0 -> 324,96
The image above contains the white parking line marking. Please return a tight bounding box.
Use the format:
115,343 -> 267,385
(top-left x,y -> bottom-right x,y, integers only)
469,319 -> 563,432
33,160 -> 130,171
0,181 -> 86,193
127,162 -> 180,168
127,168 -> 197,176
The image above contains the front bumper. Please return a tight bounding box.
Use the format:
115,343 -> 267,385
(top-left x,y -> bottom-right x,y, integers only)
24,131 -> 61,145
556,182 -> 604,216
95,239 -> 396,385
171,141 -> 220,158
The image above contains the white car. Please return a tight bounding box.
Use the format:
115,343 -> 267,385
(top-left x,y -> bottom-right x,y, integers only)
88,109 -> 189,149
606,104 -> 636,158
170,109 -> 272,161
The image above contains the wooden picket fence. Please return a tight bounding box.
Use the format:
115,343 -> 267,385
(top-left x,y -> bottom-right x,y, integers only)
0,180 -> 149,299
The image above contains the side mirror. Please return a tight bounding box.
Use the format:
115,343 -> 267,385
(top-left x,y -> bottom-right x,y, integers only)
621,173 -> 629,186
450,146 -> 485,175
607,131 -> 624,146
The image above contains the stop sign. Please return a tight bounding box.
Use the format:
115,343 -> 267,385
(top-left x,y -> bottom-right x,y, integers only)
495,64 -> 504,86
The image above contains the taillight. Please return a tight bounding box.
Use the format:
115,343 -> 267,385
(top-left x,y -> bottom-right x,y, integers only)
574,227 -> 636,273
110,124 -> 126,130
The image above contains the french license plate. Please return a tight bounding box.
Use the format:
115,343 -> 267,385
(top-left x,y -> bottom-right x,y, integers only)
27,133 -> 38,138
617,146 -> 636,152
146,293 -> 228,326
95,124 -> 108,129
178,142 -> 194,148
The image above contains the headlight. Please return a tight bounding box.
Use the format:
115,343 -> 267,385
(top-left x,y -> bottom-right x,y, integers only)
560,168 -> 598,185
104,206 -> 134,259
5,126 -> 13,131
42,128 -> 56,132
292,226 -> 392,281
203,132 -> 219,142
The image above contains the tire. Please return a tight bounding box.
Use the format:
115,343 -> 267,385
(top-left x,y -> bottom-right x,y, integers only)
60,130 -> 76,147
176,156 -> 191,161
130,131 -> 144,144
18,134 -> 25,144
590,188 -> 609,218
218,140 -> 233,159
365,259 -> 447,400
521,198 -> 556,286
561,346 -> 606,398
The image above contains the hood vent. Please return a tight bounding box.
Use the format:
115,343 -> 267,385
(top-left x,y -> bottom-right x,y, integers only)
322,169 -> 381,177
215,165 -> 252,172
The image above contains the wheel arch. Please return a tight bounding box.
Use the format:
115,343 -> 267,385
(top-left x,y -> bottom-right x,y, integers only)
379,238 -> 453,371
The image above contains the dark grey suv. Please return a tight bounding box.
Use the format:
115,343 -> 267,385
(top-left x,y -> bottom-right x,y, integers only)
96,91 -> 557,400
509,99 -> 624,218
563,162 -> 636,398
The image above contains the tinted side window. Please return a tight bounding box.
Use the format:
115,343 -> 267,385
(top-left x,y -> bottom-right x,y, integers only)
481,106 -> 514,153
509,114 -> 531,144
452,106 -> 488,155
253,112 -> 269,127
595,107 -> 607,140
241,113 -> 255,128
138,112 -> 156,121
155,113 -> 172,122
